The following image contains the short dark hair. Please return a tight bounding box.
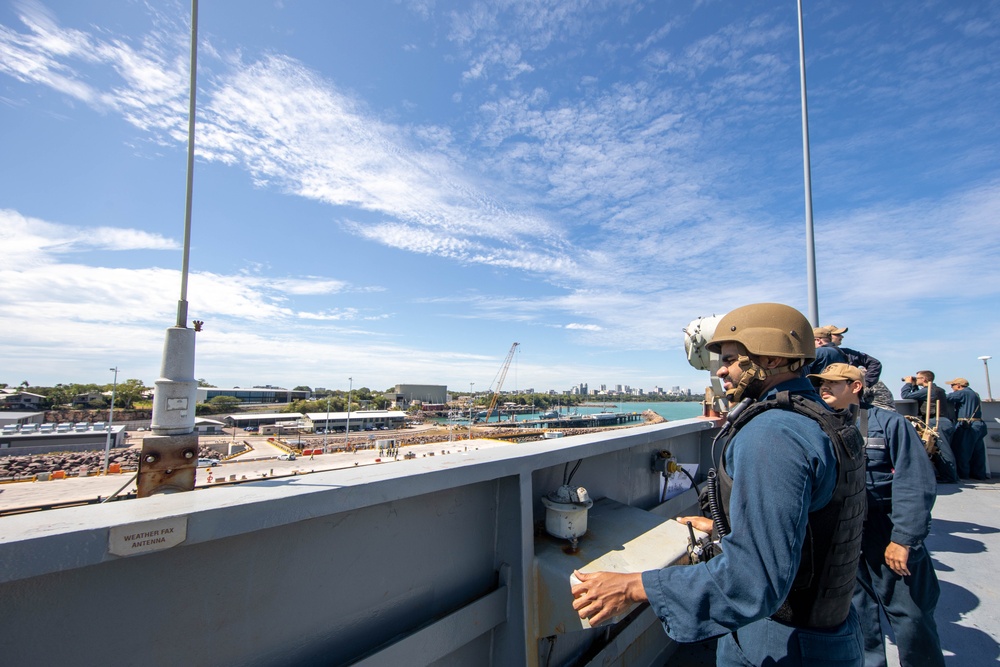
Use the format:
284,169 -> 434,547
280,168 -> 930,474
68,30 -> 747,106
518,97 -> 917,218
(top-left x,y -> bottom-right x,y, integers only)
916,370 -> 935,381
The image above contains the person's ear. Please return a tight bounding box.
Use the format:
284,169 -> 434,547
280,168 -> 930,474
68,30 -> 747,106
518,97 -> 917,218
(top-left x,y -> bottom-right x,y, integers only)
758,356 -> 783,370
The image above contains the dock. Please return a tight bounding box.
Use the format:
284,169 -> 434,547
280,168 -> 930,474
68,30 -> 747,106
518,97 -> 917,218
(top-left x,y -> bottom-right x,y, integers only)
513,411 -> 644,429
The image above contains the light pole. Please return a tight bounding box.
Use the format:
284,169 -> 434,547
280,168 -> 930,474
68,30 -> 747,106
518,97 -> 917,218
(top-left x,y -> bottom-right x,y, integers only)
324,395 -> 330,452
345,377 -> 353,448
469,382 -> 474,441
102,367 -> 119,475
979,356 -> 993,401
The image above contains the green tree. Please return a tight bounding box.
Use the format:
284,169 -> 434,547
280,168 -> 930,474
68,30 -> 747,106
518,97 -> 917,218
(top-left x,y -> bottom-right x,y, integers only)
286,397 -> 352,414
197,379 -> 216,387
293,385 -> 312,392
207,395 -> 241,413
44,384 -> 73,408
113,379 -> 148,409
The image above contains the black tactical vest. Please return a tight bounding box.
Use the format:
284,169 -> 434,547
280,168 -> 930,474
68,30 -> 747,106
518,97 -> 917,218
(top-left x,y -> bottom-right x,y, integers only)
714,391 -> 867,629
917,385 -> 956,422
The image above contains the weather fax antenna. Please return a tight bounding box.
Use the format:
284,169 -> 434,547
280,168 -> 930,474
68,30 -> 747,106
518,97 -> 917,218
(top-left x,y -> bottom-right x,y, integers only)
139,0 -> 201,497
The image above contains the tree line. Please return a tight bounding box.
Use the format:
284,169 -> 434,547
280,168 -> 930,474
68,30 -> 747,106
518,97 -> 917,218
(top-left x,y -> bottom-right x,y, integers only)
1,380 -> 150,410
3,381 -> 700,416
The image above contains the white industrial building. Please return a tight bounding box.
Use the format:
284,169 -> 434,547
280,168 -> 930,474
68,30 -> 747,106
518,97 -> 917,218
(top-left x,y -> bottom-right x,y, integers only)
0,421 -> 127,456
305,410 -> 407,433
197,387 -> 310,405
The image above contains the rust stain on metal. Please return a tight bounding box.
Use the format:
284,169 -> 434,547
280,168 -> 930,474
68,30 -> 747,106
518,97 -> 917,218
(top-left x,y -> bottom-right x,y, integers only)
136,439 -> 197,497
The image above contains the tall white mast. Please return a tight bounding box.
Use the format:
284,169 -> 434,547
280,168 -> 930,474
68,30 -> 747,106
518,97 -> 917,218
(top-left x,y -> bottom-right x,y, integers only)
797,0 -> 819,326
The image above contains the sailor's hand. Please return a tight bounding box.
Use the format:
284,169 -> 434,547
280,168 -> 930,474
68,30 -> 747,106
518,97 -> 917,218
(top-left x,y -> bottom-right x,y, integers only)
571,570 -> 647,626
885,542 -> 911,577
677,516 -> 713,533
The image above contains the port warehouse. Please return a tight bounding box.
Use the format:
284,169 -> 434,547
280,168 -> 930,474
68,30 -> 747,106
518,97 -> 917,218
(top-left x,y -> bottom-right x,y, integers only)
198,387 -> 311,404
0,413 -> 127,456
225,410 -> 408,433
0,410 -> 406,457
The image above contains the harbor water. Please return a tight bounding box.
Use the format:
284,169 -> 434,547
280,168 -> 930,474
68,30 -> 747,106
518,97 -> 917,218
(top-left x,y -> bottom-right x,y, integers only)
438,401 -> 703,424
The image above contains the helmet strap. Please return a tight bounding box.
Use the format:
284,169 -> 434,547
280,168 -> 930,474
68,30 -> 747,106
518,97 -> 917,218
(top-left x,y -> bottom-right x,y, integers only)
726,355 -> 804,402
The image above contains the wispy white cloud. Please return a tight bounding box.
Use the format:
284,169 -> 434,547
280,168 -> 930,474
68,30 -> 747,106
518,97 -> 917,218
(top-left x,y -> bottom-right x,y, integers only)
0,214 -> 382,327
0,210 -> 178,268
269,277 -> 350,296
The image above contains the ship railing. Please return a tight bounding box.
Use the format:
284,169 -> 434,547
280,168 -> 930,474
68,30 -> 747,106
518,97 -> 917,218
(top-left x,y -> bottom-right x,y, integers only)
0,417 -> 720,667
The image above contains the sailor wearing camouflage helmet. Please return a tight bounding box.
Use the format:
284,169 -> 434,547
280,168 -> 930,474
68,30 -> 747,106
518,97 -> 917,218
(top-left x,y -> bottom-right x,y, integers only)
810,363 -> 944,667
571,303 -> 866,667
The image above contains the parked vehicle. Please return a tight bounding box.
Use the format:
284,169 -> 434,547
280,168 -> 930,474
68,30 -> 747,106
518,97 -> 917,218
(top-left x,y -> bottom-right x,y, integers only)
197,458 -> 220,467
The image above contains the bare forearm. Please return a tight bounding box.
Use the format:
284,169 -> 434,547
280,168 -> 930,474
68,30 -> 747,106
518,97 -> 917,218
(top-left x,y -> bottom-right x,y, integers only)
571,570 -> 647,626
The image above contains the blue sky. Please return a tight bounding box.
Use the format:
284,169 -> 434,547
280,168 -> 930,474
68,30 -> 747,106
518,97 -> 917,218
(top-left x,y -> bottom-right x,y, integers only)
1,0 -> 998,397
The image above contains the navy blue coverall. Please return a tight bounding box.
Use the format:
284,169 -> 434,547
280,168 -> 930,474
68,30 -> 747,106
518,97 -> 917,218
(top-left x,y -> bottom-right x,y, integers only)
642,378 -> 863,666
852,404 -> 944,667
900,382 -> 958,483
806,345 -> 847,376
946,386 -> 989,479
839,346 -> 883,387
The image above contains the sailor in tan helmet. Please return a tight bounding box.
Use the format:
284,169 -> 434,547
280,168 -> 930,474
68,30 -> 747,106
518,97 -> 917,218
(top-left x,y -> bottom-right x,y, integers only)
572,303 -> 866,666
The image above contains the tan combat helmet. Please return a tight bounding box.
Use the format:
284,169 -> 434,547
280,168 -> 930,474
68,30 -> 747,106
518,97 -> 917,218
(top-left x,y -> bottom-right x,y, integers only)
707,303 -> 816,361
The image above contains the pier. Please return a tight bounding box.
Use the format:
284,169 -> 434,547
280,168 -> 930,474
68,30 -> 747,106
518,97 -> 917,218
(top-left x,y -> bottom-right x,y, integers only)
513,411 -> 644,429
